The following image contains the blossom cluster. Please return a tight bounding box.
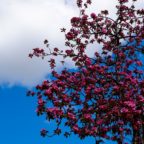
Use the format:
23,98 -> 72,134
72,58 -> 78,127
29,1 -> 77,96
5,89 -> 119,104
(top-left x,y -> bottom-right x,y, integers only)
29,0 -> 144,143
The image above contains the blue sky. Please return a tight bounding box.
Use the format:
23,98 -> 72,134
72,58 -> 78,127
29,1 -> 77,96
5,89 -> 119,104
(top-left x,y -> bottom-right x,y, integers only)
0,86 -> 116,144
0,0 -> 143,144
0,86 -> 97,144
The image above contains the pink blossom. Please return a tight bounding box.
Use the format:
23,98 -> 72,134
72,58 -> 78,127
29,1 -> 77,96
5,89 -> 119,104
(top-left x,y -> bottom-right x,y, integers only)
67,112 -> 76,120
124,101 -> 136,109
121,108 -> 129,113
83,114 -> 91,120
102,28 -> 107,34
90,13 -> 97,19
73,125 -> 79,133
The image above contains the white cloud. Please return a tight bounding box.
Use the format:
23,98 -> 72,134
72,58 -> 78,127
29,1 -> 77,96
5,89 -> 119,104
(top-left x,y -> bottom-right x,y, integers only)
0,0 -> 143,87
0,0 -> 78,87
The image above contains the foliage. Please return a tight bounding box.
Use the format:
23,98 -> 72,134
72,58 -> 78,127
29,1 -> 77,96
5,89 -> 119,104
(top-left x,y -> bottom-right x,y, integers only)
28,0 -> 144,143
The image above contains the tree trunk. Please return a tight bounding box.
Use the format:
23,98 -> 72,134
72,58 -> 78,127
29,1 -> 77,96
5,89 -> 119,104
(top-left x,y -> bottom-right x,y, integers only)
133,130 -> 138,144
142,124 -> 144,144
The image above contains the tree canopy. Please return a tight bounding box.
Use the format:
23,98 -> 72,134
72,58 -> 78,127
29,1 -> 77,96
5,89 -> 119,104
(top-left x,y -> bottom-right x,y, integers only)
28,0 -> 144,143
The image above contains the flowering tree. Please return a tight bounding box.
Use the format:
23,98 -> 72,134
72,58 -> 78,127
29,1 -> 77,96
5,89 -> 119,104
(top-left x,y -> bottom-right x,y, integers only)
28,0 -> 144,143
